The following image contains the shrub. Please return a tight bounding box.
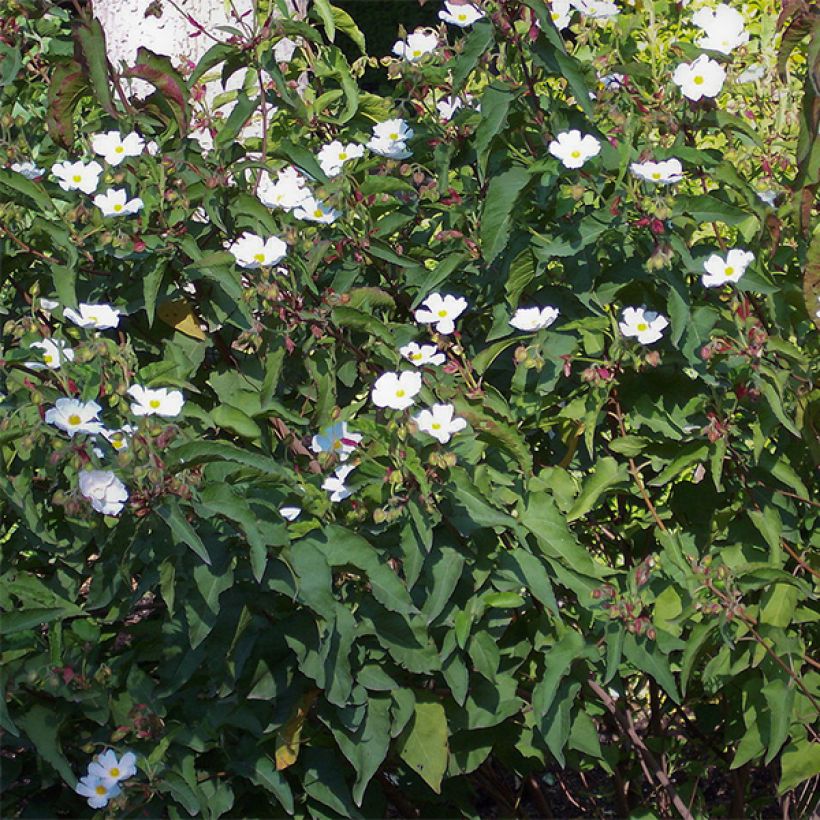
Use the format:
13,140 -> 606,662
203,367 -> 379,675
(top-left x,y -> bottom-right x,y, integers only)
1,0 -> 818,816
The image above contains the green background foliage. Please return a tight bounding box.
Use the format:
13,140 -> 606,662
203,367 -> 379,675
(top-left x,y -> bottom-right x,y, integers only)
1,0 -> 818,816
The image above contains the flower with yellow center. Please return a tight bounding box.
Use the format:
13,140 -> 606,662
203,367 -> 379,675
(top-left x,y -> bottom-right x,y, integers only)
228,232 -> 287,269
413,402 -> 467,444
399,341 -> 446,367
91,130 -> 145,166
45,398 -> 104,437
702,248 -> 754,288
127,384 -> 185,418
311,421 -> 362,461
26,338 -> 74,371
51,159 -> 103,194
371,371 -> 423,410
439,1 -> 485,27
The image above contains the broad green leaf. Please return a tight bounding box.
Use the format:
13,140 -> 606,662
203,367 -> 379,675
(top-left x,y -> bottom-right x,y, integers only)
397,696 -> 449,794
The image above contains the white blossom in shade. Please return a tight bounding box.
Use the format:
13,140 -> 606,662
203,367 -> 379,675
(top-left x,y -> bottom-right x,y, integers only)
280,505 -> 302,521
316,140 -> 365,176
102,425 -> 134,452
509,306 -> 560,331
228,232 -> 287,268
413,403 -> 467,444
571,0 -> 619,19
400,342 -> 446,367
630,158 -> 684,184
78,470 -> 129,516
51,160 -> 103,194
311,421 -> 362,461
436,95 -> 464,121
619,307 -> 669,344
127,385 -> 184,417
692,4 -> 748,54
756,189 -> 777,206
63,303 -> 121,330
93,188 -> 144,217
11,160 -> 45,179
701,248 -> 754,287
672,54 -> 726,101
258,170 -> 310,211
392,30 -> 439,62
371,371 -> 423,410
91,131 -> 145,166
293,196 -> 340,224
322,463 -> 356,503
367,135 -> 413,160
439,1 -> 485,27
40,298 -> 60,311
600,72 -> 626,90
414,292 -> 468,335
549,0 -> 573,28
274,36 -> 299,63
88,750 -> 137,785
75,775 -> 122,809
45,398 -> 104,437
26,338 -> 74,370
548,130 -> 601,169
737,64 -> 765,83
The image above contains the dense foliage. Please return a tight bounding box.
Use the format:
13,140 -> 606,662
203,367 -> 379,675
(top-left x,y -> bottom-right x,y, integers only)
1,0 -> 818,816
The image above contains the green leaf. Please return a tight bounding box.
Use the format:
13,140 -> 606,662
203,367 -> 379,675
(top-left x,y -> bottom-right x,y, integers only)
156,499 -> 211,565
420,545 -> 465,624
778,739 -> 820,795
17,705 -> 77,787
212,404 -> 263,440
760,583 -> 798,627
72,15 -> 116,115
566,457 -> 626,522
474,84 -> 517,176
762,678 -> 795,764
46,61 -> 89,147
312,0 -> 336,40
329,4 -> 366,53
452,20 -> 494,92
481,165 -> 531,264
532,629 -> 587,718
397,695 -> 449,794
168,440 -> 289,479
671,194 -> 750,226
0,169 -> 54,213
623,633 -> 680,703
124,48 -> 190,134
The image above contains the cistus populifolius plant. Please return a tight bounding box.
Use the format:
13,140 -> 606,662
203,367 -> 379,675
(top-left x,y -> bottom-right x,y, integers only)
0,0 -> 818,816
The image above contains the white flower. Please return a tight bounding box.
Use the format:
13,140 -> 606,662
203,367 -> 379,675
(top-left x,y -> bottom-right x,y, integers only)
88,750 -> 137,785
26,338 -> 74,370
619,307 -> 669,344
701,248 -> 754,287
371,371 -> 423,410
392,30 -> 438,61
571,0 -> 620,19
274,36 -> 299,63
40,298 -> 60,311
692,4 -> 748,54
630,158 -> 684,184
316,140 -> 365,177
228,232 -> 287,268
75,775 -> 122,809
672,54 -> 726,101
78,470 -> 129,516
63,303 -> 121,330
127,385 -> 184,417
413,403 -> 467,444
293,196 -> 340,224
322,463 -> 357,503
547,0 -> 573,29
51,160 -> 103,194
367,136 -> 413,160
400,342 -> 446,366
311,421 -> 362,461
258,169 -> 310,211
414,292 -> 468,335
756,189 -> 777,206
93,188 -> 144,217
510,306 -> 560,331
548,130 -> 601,169
102,425 -> 134,452
91,131 -> 145,166
439,1 -> 485,27
280,505 -> 302,521
45,398 -> 104,437
436,93 -> 481,122
368,119 -> 414,159
11,160 -> 45,179
737,64 -> 765,83
600,72 -> 625,90
373,119 -> 415,143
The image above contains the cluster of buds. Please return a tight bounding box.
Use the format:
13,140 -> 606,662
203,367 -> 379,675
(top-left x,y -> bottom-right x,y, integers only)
634,555 -> 658,587
689,556 -> 745,621
592,583 -> 658,639
513,345 -> 544,371
703,410 -> 730,443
